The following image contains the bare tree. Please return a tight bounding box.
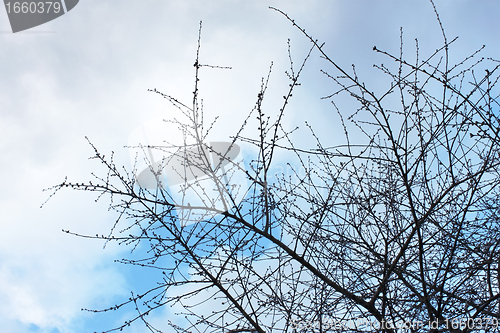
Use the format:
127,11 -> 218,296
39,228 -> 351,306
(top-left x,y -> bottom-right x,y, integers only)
44,3 -> 500,333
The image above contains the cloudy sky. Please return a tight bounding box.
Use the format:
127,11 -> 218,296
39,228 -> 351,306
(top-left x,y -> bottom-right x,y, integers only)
0,1 -> 499,332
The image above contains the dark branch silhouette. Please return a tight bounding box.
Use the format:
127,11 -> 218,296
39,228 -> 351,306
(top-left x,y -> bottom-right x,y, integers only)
44,4 -> 500,332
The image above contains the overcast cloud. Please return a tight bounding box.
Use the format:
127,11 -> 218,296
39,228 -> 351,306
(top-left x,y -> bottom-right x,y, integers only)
0,1 -> 499,332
